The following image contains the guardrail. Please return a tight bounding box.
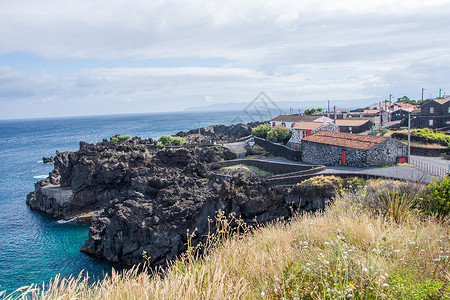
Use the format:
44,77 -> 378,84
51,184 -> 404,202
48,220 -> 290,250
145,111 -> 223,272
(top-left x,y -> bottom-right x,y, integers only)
410,157 -> 449,177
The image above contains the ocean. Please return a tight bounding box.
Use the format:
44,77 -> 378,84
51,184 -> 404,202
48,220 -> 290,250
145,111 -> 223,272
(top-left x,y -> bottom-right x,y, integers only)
0,110 -> 257,294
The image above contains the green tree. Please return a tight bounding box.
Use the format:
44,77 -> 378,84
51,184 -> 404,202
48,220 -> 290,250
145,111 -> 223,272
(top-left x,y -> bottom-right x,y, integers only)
266,126 -> 292,144
304,108 -> 322,115
251,123 -> 271,139
396,96 -> 417,105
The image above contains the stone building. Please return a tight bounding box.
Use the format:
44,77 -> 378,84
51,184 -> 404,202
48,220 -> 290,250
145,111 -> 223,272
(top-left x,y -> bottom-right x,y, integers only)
269,115 -> 329,131
301,131 -> 407,167
335,119 -> 373,133
286,118 -> 338,150
411,98 -> 450,129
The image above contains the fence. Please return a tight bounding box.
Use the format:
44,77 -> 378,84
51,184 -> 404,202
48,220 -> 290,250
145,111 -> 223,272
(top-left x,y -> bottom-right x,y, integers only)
410,157 -> 449,177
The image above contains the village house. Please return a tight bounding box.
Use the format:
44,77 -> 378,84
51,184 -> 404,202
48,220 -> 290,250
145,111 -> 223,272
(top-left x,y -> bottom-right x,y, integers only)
301,131 -> 407,168
286,117 -> 338,150
269,115 -> 327,131
335,119 -> 373,133
390,103 -> 416,121
411,98 -> 450,129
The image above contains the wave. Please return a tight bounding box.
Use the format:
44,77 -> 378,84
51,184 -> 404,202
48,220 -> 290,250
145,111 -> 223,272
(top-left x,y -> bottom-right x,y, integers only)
33,175 -> 48,179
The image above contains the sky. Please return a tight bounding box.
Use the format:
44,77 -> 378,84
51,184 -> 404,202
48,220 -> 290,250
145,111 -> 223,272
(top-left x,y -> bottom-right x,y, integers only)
0,0 -> 450,119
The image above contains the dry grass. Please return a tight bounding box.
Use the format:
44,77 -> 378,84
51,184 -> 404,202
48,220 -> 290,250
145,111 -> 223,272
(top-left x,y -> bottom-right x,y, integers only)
3,180 -> 449,299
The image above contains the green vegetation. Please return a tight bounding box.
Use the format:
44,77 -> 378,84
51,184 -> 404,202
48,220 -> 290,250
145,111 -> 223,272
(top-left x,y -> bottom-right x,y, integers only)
396,95 -> 421,105
5,177 -> 449,299
415,175 -> 450,217
266,125 -> 292,144
251,123 -> 271,139
157,135 -> 185,146
304,107 -> 323,115
411,128 -> 450,146
369,126 -> 388,136
110,134 -> 131,143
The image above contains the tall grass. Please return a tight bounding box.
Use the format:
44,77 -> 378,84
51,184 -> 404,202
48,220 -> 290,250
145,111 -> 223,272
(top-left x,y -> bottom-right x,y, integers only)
3,179 -> 449,299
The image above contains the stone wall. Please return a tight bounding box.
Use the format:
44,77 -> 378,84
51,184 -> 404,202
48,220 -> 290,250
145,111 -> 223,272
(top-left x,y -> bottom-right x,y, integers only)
301,138 -> 406,168
410,145 -> 450,157
254,137 -> 302,161
301,141 -> 368,167
366,139 -> 406,166
217,158 -> 312,175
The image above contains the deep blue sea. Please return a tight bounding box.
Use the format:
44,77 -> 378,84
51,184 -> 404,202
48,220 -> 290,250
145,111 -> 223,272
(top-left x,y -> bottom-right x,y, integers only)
0,110 -> 256,294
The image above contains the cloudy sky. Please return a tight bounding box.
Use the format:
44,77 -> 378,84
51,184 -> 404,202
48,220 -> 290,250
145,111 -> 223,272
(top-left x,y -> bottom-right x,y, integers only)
0,0 -> 449,119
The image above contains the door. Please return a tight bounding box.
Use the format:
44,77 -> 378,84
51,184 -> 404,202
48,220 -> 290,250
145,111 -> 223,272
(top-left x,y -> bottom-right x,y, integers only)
342,150 -> 347,165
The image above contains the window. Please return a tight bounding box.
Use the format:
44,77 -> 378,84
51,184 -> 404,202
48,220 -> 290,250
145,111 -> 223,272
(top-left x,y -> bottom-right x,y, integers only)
446,121 -> 450,125
430,107 -> 434,114
429,119 -> 434,126
448,107 -> 450,113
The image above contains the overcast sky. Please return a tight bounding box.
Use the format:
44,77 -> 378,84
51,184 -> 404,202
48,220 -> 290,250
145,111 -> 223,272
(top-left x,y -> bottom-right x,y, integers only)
1,0 -> 449,119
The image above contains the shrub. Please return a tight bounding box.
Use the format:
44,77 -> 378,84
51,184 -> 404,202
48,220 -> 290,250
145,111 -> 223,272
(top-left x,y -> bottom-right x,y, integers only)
251,123 -> 271,139
110,134 -> 131,144
415,175 -> 450,217
266,125 -> 292,144
157,135 -> 185,146
412,128 -> 450,145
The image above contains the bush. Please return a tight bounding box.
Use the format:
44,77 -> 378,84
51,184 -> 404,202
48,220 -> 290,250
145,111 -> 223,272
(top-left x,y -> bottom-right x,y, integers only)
415,175 -> 450,217
412,128 -> 450,145
157,135 -> 185,146
266,126 -> 292,144
251,123 -> 271,139
110,134 -> 131,144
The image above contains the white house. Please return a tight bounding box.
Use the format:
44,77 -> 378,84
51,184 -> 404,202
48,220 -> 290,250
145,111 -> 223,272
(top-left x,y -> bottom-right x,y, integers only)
286,117 -> 338,150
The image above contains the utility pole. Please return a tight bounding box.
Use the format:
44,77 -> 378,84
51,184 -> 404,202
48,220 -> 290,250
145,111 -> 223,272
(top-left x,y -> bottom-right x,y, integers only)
407,112 -> 411,164
328,100 -> 330,114
333,106 -> 336,123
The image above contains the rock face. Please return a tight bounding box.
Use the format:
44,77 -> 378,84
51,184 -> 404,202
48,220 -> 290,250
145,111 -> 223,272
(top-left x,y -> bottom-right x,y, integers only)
175,122 -> 263,143
79,166 -> 333,266
27,133 -> 337,267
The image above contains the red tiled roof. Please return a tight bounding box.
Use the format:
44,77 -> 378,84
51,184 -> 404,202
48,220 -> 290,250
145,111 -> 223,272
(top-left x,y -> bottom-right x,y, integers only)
293,122 -> 324,130
302,131 -> 387,150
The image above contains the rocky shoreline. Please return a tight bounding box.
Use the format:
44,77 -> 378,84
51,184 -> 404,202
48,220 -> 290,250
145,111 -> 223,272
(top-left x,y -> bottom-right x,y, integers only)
26,123 -> 337,266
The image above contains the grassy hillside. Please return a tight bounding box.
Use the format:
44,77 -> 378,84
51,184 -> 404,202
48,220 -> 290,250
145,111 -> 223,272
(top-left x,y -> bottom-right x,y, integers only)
3,178 -> 449,299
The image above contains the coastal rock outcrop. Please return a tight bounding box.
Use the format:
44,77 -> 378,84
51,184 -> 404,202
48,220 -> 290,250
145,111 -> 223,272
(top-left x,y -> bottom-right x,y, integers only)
27,129 -> 337,267
175,122 -> 263,143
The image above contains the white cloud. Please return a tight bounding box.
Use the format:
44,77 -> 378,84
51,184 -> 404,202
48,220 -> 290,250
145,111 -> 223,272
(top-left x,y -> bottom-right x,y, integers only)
1,0 -> 450,118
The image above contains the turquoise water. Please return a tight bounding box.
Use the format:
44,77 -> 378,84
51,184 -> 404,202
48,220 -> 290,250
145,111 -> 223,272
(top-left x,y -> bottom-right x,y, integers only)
0,111 -> 254,294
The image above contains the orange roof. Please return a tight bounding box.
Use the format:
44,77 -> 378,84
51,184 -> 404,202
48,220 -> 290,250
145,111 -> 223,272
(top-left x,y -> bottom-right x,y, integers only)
302,131 -> 387,150
293,122 -> 324,130
335,119 -> 372,127
432,98 -> 450,105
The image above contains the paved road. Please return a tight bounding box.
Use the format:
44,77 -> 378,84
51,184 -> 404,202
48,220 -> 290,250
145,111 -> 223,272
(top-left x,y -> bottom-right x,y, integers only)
257,157 -> 436,184
223,142 -> 441,184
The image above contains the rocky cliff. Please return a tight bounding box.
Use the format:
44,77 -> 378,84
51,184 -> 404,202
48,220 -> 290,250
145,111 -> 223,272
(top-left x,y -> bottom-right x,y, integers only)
27,134 -> 337,267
